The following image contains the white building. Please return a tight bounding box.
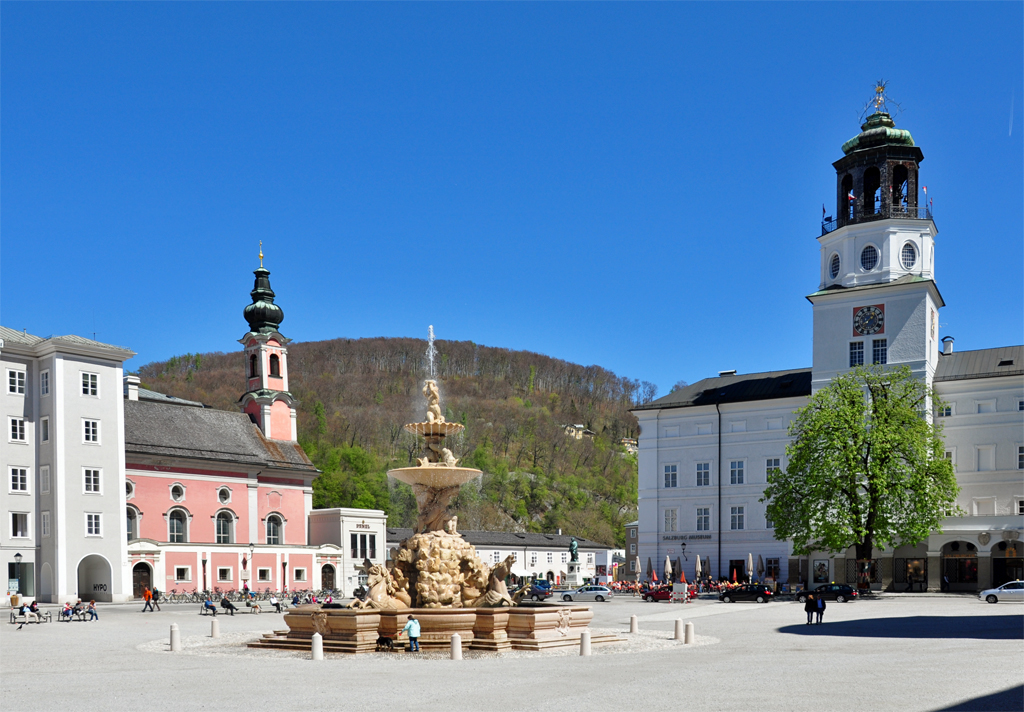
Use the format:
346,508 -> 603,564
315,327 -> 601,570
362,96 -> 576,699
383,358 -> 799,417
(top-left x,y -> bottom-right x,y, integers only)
633,111 -> 1023,592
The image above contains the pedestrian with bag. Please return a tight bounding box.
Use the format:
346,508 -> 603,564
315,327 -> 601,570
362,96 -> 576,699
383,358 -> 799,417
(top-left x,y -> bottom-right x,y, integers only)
815,594 -> 826,624
803,593 -> 816,625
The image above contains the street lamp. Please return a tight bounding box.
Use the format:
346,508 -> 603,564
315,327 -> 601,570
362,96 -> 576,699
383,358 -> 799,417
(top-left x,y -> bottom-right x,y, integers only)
13,553 -> 22,594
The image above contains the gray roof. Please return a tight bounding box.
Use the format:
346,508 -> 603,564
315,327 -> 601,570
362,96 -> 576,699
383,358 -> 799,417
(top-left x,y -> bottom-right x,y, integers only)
0,325 -> 133,353
124,399 -> 316,473
634,367 -> 812,411
934,345 -> 1024,383
386,528 -> 613,550
133,387 -> 205,408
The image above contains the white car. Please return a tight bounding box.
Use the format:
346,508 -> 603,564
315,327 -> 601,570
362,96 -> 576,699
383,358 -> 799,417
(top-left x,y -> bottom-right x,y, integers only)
561,585 -> 613,603
978,580 -> 1024,603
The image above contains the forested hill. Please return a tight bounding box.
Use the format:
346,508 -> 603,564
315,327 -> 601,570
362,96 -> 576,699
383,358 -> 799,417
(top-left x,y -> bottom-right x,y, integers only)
137,337 -> 656,546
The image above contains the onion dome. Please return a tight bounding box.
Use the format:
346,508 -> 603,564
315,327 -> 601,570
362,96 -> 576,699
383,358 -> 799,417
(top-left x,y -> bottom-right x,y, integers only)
243,267 -> 284,334
841,112 -> 915,155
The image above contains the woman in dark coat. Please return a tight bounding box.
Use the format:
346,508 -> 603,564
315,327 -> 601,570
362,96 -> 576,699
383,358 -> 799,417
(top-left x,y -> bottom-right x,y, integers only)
804,594 -> 816,625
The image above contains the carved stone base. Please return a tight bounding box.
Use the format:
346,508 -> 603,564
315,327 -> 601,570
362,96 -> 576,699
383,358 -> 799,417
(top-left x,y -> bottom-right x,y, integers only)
470,608 -> 511,652
248,606 -> 381,654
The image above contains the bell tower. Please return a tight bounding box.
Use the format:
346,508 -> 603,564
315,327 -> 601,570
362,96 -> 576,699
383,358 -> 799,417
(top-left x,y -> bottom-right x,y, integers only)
810,84 -> 944,393
239,246 -> 297,441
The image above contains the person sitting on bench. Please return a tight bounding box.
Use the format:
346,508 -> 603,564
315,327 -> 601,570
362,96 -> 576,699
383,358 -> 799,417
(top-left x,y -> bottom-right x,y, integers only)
202,598 -> 218,616
220,595 -> 239,616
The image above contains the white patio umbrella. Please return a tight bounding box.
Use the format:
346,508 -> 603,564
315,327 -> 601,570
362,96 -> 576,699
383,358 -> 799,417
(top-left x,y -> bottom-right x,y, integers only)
664,555 -> 673,582
695,555 -> 702,580
747,553 -> 754,583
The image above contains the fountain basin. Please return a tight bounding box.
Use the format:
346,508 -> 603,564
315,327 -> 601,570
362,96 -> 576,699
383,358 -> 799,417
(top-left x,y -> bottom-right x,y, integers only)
403,422 -> 464,437
387,466 -> 482,489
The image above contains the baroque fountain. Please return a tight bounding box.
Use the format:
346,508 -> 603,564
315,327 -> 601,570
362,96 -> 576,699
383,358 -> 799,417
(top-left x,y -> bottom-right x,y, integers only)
251,327 -> 617,654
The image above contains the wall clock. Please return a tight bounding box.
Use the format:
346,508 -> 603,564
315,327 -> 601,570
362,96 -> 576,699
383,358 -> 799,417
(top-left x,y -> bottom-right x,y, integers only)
853,305 -> 885,336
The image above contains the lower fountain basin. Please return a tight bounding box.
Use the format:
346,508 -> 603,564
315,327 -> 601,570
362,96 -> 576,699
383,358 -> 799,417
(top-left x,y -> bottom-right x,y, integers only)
387,466 -> 482,489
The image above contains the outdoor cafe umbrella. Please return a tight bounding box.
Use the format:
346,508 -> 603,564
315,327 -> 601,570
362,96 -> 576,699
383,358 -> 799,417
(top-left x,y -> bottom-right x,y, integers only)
664,555 -> 673,582
646,557 -> 653,582
674,558 -> 682,582
635,556 -> 642,581
757,555 -> 765,582
695,555 -> 702,580
748,553 -> 754,583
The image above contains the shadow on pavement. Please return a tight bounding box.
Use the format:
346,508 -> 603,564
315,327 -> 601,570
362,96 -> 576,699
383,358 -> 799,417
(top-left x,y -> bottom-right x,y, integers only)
778,615 -> 1023,641
932,684 -> 1024,711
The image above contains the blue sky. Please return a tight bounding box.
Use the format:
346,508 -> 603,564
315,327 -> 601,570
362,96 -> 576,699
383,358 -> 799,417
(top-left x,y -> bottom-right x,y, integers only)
2,3 -> 1021,395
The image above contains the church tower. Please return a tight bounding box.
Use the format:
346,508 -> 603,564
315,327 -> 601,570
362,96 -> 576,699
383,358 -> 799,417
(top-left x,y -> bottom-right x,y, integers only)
810,90 -> 944,392
239,250 -> 297,440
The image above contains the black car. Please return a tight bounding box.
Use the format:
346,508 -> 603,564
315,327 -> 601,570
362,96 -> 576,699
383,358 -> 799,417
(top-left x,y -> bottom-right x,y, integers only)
797,584 -> 858,603
527,584 -> 553,602
719,584 -> 774,603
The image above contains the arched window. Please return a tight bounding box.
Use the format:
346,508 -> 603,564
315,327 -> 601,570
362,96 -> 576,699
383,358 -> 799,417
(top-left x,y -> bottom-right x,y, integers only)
269,354 -> 280,377
266,515 -> 282,545
249,354 -> 258,377
829,254 -> 841,280
892,165 -> 909,211
169,509 -> 187,543
216,511 -> 234,544
863,167 -> 881,216
841,174 -> 854,221
126,507 -> 138,542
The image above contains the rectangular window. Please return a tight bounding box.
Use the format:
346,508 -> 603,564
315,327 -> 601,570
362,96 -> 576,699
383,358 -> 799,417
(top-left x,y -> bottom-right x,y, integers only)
766,458 -> 781,478
630,529 -> 636,539
696,507 -> 710,531
175,567 -> 191,582
11,512 -> 29,538
83,419 -> 99,443
561,553 -> 567,564
218,567 -> 232,582
872,339 -> 887,365
547,552 -> 553,564
663,464 -> 677,488
368,534 -> 376,560
730,461 -> 744,485
587,552 -> 593,564
730,506 -> 745,530
493,551 -> 501,563
81,372 -> 98,396
765,558 -> 780,580
40,466 -> 50,494
84,468 -> 101,494
849,342 -> 864,367
1018,500 -> 1024,516
293,568 -> 306,582
42,511 -> 51,538
86,513 -> 102,536
8,369 -> 26,394
1019,400 -> 1024,412
1018,446 -> 1024,470
10,418 -> 26,442
10,467 -> 28,492
937,405 -> 952,417
977,401 -> 995,414
766,510 -> 774,529
258,568 -> 272,582
40,418 -> 49,443
629,543 -> 636,554
40,370 -> 50,396
629,560 -> 636,572
664,508 -> 678,533
530,553 -> 537,566
696,462 -> 710,486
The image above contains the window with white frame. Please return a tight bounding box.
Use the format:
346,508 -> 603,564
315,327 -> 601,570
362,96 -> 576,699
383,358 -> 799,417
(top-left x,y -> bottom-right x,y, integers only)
40,466 -> 50,494
215,511 -> 234,544
86,513 -> 102,536
293,568 -> 306,582
664,508 -> 678,533
630,528 -> 636,539
84,468 -> 101,494
10,417 -> 26,442
217,487 -> 231,504
81,372 -> 98,396
765,557 -> 780,580
629,543 -> 636,554
766,509 -> 774,529
8,369 -> 26,394
40,370 -> 50,396
83,419 -> 99,443
977,400 -> 995,414
696,462 -> 710,486
10,467 -> 28,493
266,515 -> 282,545
257,568 -> 272,582
1018,500 -> 1024,516
730,461 -> 744,485
530,552 -> 537,566
40,417 -> 49,443
937,404 -> 952,417
730,506 -> 744,530
1019,400 -> 1024,412
696,507 -> 710,531
944,450 -> 955,471
587,552 -> 593,564
42,511 -> 51,538
872,339 -> 887,365
561,552 -> 567,563
170,484 -> 185,502
629,560 -> 636,572
547,552 -> 553,564
849,342 -> 864,367
168,509 -> 187,543
175,567 -> 191,582
663,464 -> 678,488
218,567 -> 232,582
766,458 -> 781,478
1018,446 -> 1024,470
11,512 -> 29,538
492,551 -> 501,563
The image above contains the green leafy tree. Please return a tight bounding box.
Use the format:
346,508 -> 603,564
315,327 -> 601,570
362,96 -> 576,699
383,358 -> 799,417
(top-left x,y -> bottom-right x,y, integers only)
763,366 -> 960,564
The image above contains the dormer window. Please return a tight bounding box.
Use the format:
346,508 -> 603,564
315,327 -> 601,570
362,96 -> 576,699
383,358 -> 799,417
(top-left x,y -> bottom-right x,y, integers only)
269,354 -> 280,377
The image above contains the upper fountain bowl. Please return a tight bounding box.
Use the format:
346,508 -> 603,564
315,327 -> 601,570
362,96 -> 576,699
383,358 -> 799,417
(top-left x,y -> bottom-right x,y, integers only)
403,422 -> 465,437
387,465 -> 482,489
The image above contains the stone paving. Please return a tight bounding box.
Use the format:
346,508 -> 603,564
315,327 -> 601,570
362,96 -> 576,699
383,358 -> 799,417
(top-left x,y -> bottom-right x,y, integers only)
2,595 -> 1021,711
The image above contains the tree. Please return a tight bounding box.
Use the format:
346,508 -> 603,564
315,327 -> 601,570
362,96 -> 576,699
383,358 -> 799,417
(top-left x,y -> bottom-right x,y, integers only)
762,366 -> 960,568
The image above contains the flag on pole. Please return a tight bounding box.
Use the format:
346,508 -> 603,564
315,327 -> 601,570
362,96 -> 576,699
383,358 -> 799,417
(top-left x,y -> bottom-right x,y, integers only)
923,185 -> 928,195
848,191 -> 855,201
822,204 -> 826,218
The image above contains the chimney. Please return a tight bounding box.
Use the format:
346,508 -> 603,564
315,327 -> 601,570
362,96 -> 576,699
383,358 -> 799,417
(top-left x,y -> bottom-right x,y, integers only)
941,336 -> 954,355
124,374 -> 140,401
718,369 -> 737,377
557,528 -> 562,536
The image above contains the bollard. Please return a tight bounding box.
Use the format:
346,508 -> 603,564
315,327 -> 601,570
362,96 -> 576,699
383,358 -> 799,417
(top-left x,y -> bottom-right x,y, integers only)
674,618 -> 684,641
629,615 -> 638,634
311,632 -> 324,660
169,623 -> 181,652
579,630 -> 591,656
450,633 -> 462,660
685,621 -> 694,645
211,618 -> 220,639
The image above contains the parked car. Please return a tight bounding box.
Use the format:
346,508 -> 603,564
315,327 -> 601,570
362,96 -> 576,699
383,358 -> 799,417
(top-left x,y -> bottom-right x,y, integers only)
527,583 -> 553,602
719,584 -> 774,603
561,585 -> 613,602
797,584 -> 858,603
978,580 -> 1024,604
643,587 -> 696,602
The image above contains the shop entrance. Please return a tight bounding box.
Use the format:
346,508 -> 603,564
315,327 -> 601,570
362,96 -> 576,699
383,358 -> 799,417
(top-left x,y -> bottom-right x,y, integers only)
321,564 -> 335,592
132,563 -> 152,599
728,560 -> 746,583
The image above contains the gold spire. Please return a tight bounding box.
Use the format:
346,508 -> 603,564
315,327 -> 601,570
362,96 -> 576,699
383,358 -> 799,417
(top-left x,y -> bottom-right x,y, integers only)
259,240 -> 264,268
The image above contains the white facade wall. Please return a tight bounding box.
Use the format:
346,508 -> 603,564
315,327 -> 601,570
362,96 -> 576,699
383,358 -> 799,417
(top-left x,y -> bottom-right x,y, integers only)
308,507 -> 387,593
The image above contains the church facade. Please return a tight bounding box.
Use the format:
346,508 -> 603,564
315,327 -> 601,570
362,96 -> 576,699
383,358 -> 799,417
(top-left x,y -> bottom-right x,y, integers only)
633,112 -> 1023,592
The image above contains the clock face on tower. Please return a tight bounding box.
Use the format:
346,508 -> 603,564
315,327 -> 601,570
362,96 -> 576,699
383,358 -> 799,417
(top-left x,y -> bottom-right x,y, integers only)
853,305 -> 885,336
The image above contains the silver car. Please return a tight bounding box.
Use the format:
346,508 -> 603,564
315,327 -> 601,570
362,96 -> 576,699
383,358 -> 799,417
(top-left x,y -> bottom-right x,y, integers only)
978,580 -> 1024,603
561,585 -> 613,602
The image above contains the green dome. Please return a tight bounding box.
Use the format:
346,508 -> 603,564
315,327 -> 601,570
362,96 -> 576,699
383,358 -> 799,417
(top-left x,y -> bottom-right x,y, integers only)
841,112 -> 915,155
243,267 -> 284,334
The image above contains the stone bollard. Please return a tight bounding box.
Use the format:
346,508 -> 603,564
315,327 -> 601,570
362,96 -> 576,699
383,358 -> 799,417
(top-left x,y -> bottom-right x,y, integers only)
450,634 -> 462,660
169,623 -> 181,652
311,632 -> 324,660
579,630 -> 591,656
629,615 -> 638,634
674,618 -> 684,641
685,621 -> 694,645
211,618 -> 220,639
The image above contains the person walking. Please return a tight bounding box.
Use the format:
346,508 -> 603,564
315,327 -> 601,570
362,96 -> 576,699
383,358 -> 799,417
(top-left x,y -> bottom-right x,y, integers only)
87,600 -> 99,621
804,594 -> 816,625
815,595 -> 827,625
141,586 -> 154,613
152,587 -> 162,612
399,615 -> 421,652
